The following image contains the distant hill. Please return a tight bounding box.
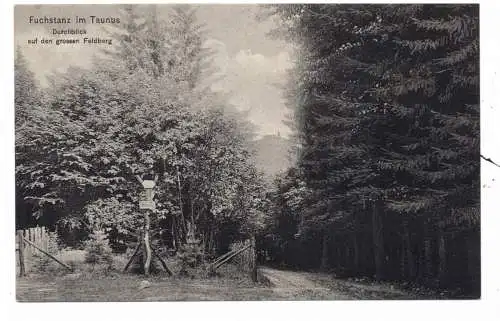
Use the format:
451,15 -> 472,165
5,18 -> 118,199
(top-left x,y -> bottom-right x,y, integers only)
252,134 -> 294,180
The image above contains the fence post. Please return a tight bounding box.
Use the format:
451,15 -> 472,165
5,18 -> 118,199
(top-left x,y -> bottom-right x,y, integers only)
41,227 -> 47,251
37,226 -> 41,249
29,228 -> 34,256
17,231 -> 25,277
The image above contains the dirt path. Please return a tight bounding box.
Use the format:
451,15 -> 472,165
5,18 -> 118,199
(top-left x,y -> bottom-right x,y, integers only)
259,267 -> 352,300
259,267 -> 423,300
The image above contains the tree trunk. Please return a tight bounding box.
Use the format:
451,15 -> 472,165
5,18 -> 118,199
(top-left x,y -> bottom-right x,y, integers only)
207,228 -> 215,255
345,244 -> 351,272
201,232 -> 206,255
171,216 -> 177,251
190,198 -> 196,232
335,240 -> 341,269
403,224 -> 414,279
465,233 -> 478,289
353,233 -> 359,274
465,235 -> 477,276
143,211 -> 152,276
438,232 -> 446,284
423,235 -> 432,279
176,165 -> 187,235
320,232 -> 329,271
400,232 -> 406,279
372,200 -> 385,280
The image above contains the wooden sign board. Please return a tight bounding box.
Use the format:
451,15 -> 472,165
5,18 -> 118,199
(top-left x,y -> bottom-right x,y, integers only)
142,180 -> 155,189
139,200 -> 156,210
139,191 -> 154,201
137,178 -> 156,209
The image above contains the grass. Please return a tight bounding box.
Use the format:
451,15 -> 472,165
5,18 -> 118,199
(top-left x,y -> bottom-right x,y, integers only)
18,276 -> 277,302
17,268 -> 276,302
17,248 -> 277,302
17,249 -> 453,301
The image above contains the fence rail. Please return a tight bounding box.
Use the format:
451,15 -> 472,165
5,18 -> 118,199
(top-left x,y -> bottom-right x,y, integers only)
228,237 -> 257,281
207,237 -> 257,282
229,239 -> 254,272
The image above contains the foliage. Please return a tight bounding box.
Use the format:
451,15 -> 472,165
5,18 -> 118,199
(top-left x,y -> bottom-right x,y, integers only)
31,232 -> 60,273
15,47 -> 40,129
15,5 -> 265,261
259,168 -> 310,267
176,223 -> 204,275
84,230 -> 113,268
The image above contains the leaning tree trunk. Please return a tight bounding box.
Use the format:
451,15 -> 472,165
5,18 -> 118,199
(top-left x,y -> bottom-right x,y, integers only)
372,200 -> 385,280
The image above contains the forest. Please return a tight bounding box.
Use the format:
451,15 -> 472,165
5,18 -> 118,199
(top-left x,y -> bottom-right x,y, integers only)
15,4 -> 480,299
259,4 -> 480,296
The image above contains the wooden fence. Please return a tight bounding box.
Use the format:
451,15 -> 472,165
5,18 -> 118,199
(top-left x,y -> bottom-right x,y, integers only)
16,226 -> 49,256
207,237 -> 257,282
16,226 -> 50,275
229,237 -> 257,281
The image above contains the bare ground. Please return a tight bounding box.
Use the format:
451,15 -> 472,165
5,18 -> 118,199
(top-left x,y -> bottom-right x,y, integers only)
16,267 -> 428,302
259,267 -> 425,300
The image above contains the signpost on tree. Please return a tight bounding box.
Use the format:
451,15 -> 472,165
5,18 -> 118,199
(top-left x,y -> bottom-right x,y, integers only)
123,174 -> 172,276
138,175 -> 156,276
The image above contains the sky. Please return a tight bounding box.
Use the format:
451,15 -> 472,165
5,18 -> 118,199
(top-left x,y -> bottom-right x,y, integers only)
14,4 -> 294,137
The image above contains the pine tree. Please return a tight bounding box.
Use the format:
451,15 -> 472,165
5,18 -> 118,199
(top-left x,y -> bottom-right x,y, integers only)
270,4 -> 479,293
370,4 -> 480,287
15,47 -> 39,128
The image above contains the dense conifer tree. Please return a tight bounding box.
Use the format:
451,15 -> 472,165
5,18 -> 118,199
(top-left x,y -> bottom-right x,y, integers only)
266,4 -> 479,294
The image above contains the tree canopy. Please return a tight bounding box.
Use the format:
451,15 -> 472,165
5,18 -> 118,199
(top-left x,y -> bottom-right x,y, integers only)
15,5 -> 266,255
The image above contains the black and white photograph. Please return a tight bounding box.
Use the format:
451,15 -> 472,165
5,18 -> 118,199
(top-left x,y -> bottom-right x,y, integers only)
11,2 -> 484,304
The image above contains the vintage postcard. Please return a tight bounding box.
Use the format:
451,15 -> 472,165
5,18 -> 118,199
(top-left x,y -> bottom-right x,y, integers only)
14,3 -> 480,302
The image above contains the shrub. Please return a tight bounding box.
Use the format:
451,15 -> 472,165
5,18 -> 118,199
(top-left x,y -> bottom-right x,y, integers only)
31,232 -> 60,273
84,230 -> 113,269
177,227 -> 204,275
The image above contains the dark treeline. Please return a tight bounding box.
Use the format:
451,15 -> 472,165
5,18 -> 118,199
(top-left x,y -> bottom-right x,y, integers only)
259,4 -> 479,296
